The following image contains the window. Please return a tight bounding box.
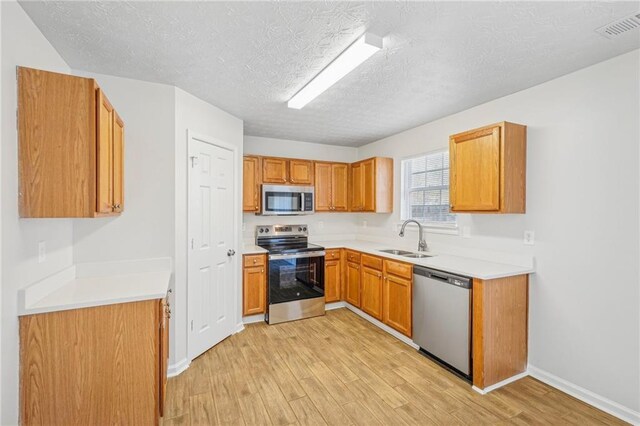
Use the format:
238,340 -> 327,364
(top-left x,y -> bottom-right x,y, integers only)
401,150 -> 456,227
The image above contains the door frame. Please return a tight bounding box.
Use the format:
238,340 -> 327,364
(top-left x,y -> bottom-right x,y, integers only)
186,130 -> 239,361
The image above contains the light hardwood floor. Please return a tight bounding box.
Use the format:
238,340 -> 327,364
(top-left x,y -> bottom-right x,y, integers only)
163,308 -> 625,425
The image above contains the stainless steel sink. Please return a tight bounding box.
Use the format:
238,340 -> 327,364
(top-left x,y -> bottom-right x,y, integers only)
403,253 -> 433,259
379,249 -> 414,256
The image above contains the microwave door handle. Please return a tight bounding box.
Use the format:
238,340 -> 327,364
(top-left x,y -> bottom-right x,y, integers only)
300,193 -> 305,212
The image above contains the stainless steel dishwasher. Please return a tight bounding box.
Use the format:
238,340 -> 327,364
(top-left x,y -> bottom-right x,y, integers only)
413,266 -> 472,380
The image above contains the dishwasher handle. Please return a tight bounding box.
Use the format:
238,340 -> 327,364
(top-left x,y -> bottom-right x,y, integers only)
414,266 -> 472,289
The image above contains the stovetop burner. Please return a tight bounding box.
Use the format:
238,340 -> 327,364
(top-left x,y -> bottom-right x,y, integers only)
255,224 -> 324,254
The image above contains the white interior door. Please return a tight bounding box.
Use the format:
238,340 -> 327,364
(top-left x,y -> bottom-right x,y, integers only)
188,133 -> 237,360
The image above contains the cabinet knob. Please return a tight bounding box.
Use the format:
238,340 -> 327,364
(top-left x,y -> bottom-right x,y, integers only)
261,269 -> 264,273
253,258 -> 257,263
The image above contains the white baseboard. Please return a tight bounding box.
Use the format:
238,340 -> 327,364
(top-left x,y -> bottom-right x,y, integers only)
167,358 -> 190,378
528,365 -> 640,425
343,304 -> 418,349
242,313 -> 266,324
326,301 -> 346,310
472,371 -> 529,395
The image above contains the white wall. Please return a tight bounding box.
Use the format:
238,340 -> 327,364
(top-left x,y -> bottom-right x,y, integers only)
357,50 -> 640,414
1,3 -> 74,424
174,88 -> 243,368
243,136 -> 361,242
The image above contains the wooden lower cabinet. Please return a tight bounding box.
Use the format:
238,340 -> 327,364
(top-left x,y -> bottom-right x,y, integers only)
473,274 -> 529,389
324,250 -> 342,302
19,298 -> 169,425
345,261 -> 361,307
361,266 -> 383,320
243,254 -> 267,316
383,272 -> 412,337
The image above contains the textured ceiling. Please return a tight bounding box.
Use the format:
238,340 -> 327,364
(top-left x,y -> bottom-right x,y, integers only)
19,1 -> 640,146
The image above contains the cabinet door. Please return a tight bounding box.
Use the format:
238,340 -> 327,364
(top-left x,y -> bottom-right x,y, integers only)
314,162 -> 332,212
361,266 -> 383,320
345,261 -> 361,307
112,112 -> 124,213
159,299 -> 169,417
350,162 -> 363,211
243,157 -> 261,212
361,158 -> 376,212
262,157 -> 288,183
450,126 -> 501,211
332,163 -> 349,211
383,274 -> 412,337
96,88 -> 114,214
325,259 -> 341,303
289,159 -> 313,185
243,265 -> 266,315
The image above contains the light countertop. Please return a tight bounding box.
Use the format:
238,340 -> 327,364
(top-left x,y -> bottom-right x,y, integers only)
242,244 -> 268,255
318,240 -> 533,280
19,258 -> 172,316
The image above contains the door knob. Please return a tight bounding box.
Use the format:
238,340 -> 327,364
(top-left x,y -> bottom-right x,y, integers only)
227,249 -> 236,257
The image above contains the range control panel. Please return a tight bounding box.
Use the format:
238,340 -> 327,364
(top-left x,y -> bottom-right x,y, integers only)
256,225 -> 308,236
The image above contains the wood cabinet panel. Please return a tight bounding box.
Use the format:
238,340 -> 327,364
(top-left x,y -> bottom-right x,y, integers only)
345,261 -> 361,307
262,158 -> 288,183
159,299 -> 170,417
350,162 -> 364,211
361,159 -> 376,212
18,67 -> 124,218
345,250 -> 361,264
383,259 -> 412,280
18,67 -> 96,217
243,254 -> 266,268
289,159 -> 313,185
383,269 -> 412,337
97,88 -> 114,214
473,275 -> 528,389
243,156 -> 261,212
361,266 -> 383,320
325,259 -> 341,303
450,122 -> 526,213
332,163 -> 349,211
243,257 -> 267,316
314,162 -> 332,211
361,254 -> 383,271
20,300 -> 162,425
112,112 -> 125,213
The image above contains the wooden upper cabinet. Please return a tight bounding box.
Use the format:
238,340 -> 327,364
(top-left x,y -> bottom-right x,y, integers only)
262,157 -> 288,183
350,157 -> 393,213
243,156 -> 261,212
289,159 -> 313,185
314,161 -> 349,212
450,122 -> 526,213
18,67 -> 124,218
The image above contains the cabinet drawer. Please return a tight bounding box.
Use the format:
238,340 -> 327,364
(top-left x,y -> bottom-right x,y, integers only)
346,250 -> 361,264
384,259 -> 412,279
325,249 -> 341,260
361,254 -> 383,271
244,254 -> 265,268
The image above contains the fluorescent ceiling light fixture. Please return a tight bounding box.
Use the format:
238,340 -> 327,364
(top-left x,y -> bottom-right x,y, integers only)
287,33 -> 384,109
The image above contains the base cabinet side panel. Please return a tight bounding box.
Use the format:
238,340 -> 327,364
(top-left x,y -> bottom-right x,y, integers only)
19,300 -> 160,426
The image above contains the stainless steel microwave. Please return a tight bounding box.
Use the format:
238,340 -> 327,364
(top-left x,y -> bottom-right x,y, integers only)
261,185 -> 314,215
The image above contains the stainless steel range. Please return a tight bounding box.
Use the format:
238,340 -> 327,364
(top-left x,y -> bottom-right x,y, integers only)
256,225 -> 325,324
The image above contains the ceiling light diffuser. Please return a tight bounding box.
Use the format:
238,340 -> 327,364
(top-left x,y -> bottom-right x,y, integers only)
287,33 -> 384,109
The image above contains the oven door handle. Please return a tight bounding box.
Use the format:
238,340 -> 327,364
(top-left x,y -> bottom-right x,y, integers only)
269,251 -> 326,260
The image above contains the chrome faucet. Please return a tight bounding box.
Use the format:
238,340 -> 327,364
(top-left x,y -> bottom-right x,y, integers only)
399,219 -> 428,252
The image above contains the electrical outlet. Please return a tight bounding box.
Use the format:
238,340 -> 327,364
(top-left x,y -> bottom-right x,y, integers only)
38,241 -> 46,263
523,231 -> 535,245
462,226 -> 471,238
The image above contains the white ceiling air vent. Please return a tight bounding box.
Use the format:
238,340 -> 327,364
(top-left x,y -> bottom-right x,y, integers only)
596,12 -> 640,39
